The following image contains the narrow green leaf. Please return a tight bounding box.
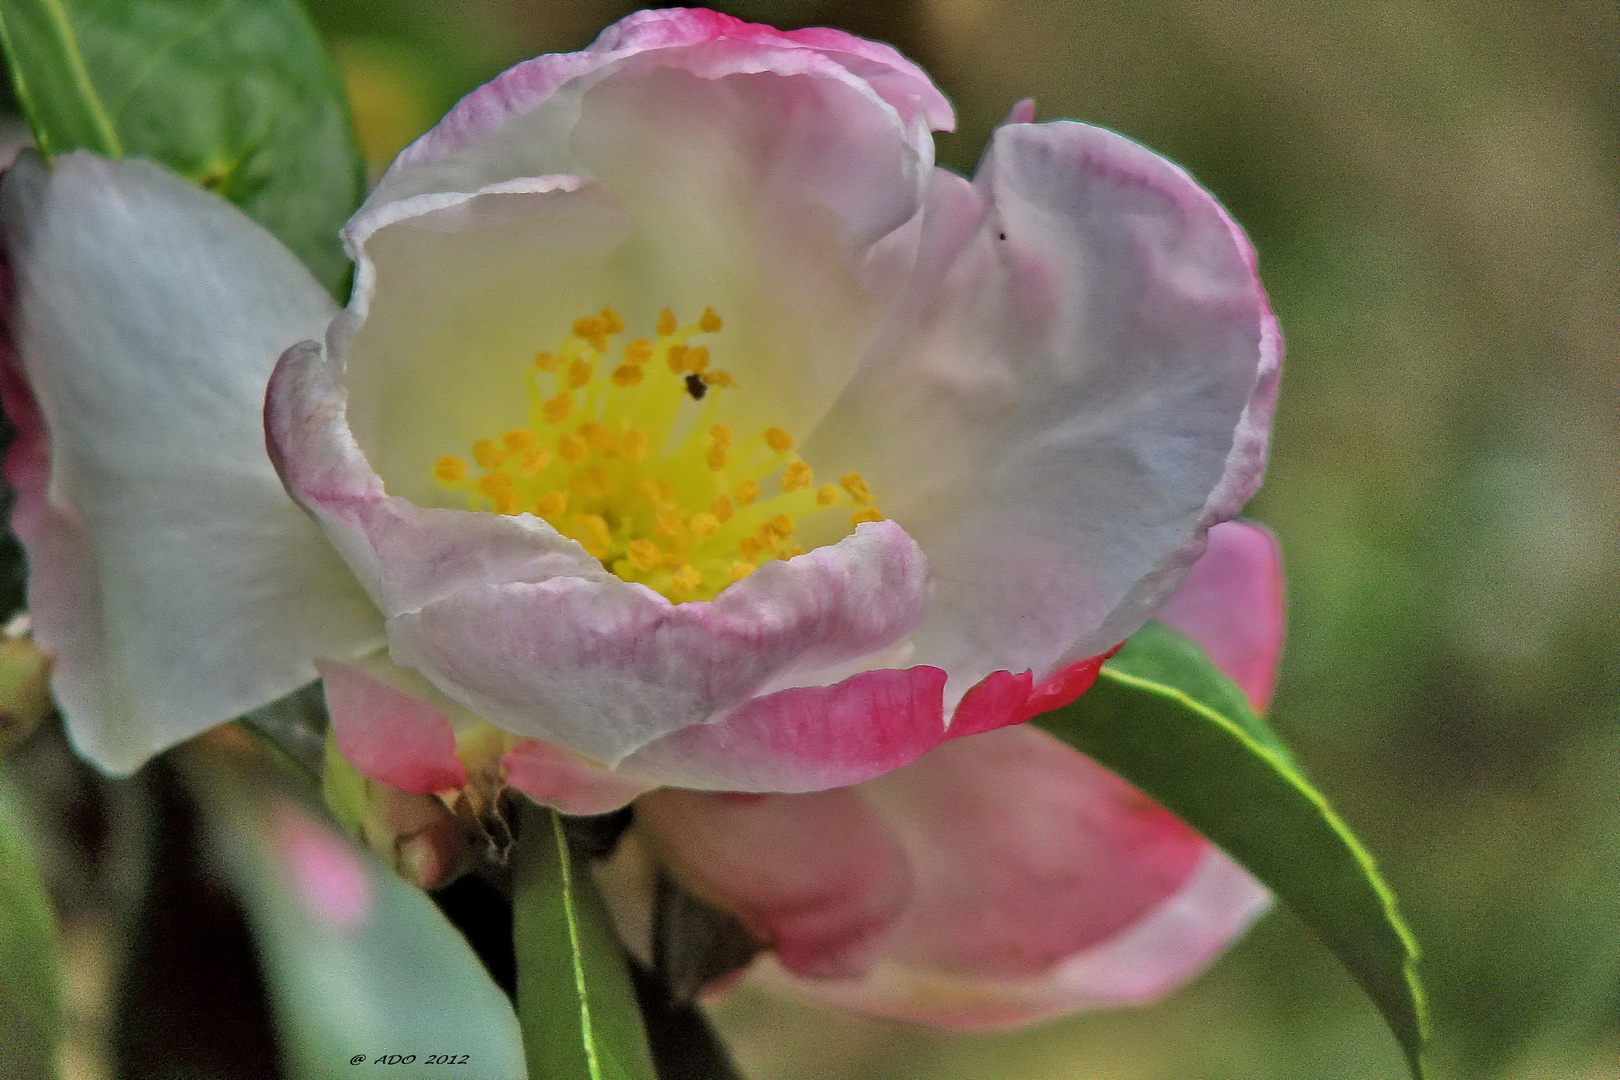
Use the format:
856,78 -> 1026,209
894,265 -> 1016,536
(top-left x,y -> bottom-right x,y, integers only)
513,804 -> 657,1080
0,0 -> 364,297
0,772 -> 61,1080
1033,621 -> 1429,1079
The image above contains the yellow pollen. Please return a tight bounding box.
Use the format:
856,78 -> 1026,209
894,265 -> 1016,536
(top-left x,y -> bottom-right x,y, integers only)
434,304 -> 883,603
541,391 -> 573,424
841,472 -> 874,505
782,460 -> 813,492
852,506 -> 884,525
473,440 -> 505,470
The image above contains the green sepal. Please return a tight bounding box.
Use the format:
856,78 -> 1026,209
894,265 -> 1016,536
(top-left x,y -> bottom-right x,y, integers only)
0,770 -> 62,1080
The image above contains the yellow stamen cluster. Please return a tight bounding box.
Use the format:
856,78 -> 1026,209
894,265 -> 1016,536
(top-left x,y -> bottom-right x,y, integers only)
434,306 -> 884,602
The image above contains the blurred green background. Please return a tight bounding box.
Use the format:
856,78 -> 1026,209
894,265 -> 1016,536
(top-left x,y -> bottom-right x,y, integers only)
14,2 -> 1619,1078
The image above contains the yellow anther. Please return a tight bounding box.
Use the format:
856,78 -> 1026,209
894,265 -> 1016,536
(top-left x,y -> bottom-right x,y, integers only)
627,539 -> 662,572
516,447 -> 551,475
571,513 -> 612,558
476,473 -> 513,498
711,495 -> 733,523
706,445 -> 728,471
534,350 -> 561,371
435,456 -> 467,483
739,537 -> 762,560
686,346 -> 710,373
541,391 -> 573,424
734,479 -> 760,506
600,307 -> 625,335
699,307 -> 723,333
710,424 -> 733,447
495,492 -> 522,515
781,460 -> 813,492
657,308 -> 678,337
473,440 -> 506,470
767,513 -> 795,538
701,370 -> 736,388
537,491 -> 568,518
690,513 -> 720,540
567,358 -> 592,389
624,338 -> 653,365
504,428 -> 538,452
620,428 -> 649,462
611,363 -> 644,388
816,483 -> 840,506
851,506 -> 884,525
841,472 -> 873,505
571,466 -> 611,501
655,506 -> 685,538
558,432 -> 587,464
781,543 -> 805,559
669,565 -> 702,598
728,561 -> 754,582
579,422 -> 613,452
666,344 -> 690,373
764,427 -> 793,454
572,316 -> 611,351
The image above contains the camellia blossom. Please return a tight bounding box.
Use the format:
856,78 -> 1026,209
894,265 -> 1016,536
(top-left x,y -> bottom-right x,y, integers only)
0,8 -> 1281,1024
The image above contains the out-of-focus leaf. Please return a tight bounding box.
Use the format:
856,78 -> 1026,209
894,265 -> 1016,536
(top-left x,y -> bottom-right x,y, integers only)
513,803 -> 656,1080
0,0 -> 364,296
189,763 -> 527,1080
0,770 -> 61,1080
1033,621 -> 1429,1079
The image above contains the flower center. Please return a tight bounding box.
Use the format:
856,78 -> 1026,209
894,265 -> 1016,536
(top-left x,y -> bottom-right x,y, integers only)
433,306 -> 882,603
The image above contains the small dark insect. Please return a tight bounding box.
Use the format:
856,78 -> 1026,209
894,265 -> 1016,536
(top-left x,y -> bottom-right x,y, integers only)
684,373 -> 708,400
997,232 -> 1007,240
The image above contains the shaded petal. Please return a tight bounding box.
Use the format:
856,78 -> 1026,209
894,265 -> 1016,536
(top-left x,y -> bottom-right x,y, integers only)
637,786 -> 912,978
318,660 -> 467,795
1154,519 -> 1285,711
0,153 -> 382,773
501,739 -> 656,816
805,121 -> 1281,704
753,725 -> 1267,1026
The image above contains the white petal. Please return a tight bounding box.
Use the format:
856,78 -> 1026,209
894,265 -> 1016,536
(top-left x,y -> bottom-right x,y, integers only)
805,123 -> 1281,701
0,152 -> 382,773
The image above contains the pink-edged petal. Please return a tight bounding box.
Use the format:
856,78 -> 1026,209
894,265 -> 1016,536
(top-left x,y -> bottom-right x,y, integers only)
501,739 -> 656,816
1154,519 -> 1285,711
317,660 -> 467,795
374,7 -> 951,207
753,725 -> 1265,1026
268,339 -> 932,770
804,120 -> 1281,705
0,153 -> 382,774
637,786 -> 912,978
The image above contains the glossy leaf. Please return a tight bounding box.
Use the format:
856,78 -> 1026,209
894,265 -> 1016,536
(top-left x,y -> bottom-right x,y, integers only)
1033,620 -> 1429,1079
0,772 -> 61,1080
0,0 -> 363,296
513,804 -> 657,1080
189,762 -> 527,1080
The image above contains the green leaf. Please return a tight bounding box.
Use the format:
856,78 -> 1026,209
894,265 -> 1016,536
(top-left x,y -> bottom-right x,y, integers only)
0,0 -> 365,297
513,804 -> 657,1080
0,771 -> 61,1080
188,763 -> 528,1080
1033,620 -> 1429,1079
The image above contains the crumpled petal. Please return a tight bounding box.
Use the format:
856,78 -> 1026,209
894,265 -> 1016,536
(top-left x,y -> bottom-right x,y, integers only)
501,739 -> 657,817
0,153 -> 382,773
638,522 -> 1283,1025
805,118 -> 1282,706
318,660 -> 468,795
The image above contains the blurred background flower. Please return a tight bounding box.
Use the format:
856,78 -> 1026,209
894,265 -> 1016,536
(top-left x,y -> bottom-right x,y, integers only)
4,2 -> 1613,1078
